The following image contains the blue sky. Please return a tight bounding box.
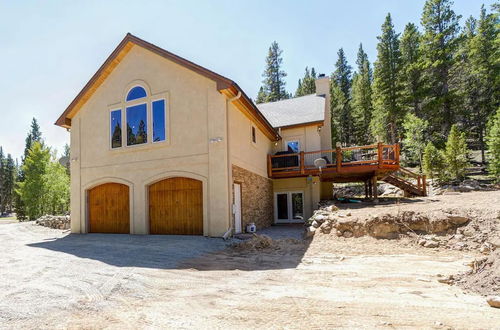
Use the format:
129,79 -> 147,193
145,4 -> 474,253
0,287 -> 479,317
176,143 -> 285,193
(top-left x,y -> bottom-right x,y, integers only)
0,0 -> 495,160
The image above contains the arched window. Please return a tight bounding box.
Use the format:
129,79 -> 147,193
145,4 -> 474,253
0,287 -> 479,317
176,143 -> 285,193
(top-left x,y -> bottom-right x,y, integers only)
126,86 -> 147,101
110,84 -> 167,149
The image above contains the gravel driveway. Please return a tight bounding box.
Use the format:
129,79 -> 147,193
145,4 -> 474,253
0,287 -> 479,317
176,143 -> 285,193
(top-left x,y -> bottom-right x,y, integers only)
1,218 -> 499,329
0,222 -> 228,328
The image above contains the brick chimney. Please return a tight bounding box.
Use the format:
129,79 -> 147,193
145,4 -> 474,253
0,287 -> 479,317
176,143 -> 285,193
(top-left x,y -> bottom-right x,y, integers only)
315,74 -> 332,150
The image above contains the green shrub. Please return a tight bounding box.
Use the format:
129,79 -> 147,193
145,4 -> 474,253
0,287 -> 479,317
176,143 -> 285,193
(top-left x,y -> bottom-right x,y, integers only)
423,142 -> 446,181
443,125 -> 469,181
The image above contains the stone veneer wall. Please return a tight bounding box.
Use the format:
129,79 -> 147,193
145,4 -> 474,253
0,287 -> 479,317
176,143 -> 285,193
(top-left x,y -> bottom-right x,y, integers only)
232,165 -> 273,231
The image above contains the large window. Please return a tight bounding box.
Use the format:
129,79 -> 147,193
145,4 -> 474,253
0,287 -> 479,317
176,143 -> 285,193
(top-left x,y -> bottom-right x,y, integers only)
110,85 -> 167,149
126,103 -> 147,146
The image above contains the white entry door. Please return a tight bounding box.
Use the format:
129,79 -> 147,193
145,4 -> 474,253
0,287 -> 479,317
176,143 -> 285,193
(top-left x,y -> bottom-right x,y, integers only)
274,191 -> 304,223
234,183 -> 242,233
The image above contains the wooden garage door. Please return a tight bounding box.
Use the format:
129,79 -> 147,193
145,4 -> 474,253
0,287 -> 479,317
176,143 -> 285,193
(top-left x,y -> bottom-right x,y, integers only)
149,177 -> 203,235
88,183 -> 130,234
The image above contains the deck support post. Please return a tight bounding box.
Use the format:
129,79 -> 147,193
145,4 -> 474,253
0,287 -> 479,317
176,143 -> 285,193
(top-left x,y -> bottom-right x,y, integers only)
372,175 -> 378,203
364,180 -> 369,199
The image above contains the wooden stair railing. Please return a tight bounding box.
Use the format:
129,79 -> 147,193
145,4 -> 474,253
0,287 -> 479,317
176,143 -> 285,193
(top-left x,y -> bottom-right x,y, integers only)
381,167 -> 427,196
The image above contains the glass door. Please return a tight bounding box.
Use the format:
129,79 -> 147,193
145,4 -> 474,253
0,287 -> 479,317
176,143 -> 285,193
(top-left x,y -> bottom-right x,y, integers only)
275,191 -> 304,223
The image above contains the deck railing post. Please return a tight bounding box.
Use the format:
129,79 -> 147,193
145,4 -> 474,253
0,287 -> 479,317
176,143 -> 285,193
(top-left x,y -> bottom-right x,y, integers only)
377,142 -> 383,168
336,145 -> 342,172
267,154 -> 272,178
395,143 -> 400,164
417,176 -> 421,190
300,151 -> 305,174
422,175 -> 427,196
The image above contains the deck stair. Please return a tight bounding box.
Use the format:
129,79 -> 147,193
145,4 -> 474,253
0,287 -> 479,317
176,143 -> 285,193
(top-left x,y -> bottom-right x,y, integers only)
381,167 -> 427,197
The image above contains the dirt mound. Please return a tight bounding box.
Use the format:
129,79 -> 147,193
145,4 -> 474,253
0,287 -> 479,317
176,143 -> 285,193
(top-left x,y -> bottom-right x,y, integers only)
231,234 -> 304,252
447,251 -> 500,296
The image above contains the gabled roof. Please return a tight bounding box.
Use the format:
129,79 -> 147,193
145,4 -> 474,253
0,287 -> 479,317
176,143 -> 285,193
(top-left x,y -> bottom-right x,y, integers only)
55,33 -> 280,141
257,94 -> 325,128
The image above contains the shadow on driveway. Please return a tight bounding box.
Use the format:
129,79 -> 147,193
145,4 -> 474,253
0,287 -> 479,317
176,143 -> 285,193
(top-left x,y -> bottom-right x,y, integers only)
27,225 -> 308,271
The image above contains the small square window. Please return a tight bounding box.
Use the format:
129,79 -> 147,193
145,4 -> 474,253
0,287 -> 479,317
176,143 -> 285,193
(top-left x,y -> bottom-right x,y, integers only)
251,126 -> 256,144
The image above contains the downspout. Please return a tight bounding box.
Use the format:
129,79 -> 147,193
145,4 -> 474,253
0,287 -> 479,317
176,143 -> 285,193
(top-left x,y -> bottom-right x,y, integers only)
225,90 -> 242,238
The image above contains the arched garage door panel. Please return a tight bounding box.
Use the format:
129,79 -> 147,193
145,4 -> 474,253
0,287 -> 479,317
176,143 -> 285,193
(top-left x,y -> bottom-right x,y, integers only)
149,177 -> 203,235
88,183 -> 130,234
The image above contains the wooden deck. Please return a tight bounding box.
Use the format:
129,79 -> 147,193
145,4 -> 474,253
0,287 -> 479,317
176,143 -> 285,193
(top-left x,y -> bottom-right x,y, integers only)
268,143 -> 400,182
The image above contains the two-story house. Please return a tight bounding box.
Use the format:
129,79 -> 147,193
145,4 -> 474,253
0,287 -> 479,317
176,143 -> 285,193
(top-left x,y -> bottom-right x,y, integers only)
56,34 -> 421,237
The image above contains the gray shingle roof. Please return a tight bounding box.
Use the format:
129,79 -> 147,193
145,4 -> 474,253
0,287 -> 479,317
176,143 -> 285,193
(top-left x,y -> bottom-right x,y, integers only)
256,94 -> 325,128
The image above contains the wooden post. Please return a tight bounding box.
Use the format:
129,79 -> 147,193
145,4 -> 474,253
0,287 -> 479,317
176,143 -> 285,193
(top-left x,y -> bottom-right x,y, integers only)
417,176 -> 421,190
300,151 -> 305,174
422,175 -> 427,196
267,154 -> 272,178
336,145 -> 342,172
395,144 -> 400,164
372,175 -> 378,203
377,142 -> 383,168
368,179 -> 372,198
364,180 -> 369,199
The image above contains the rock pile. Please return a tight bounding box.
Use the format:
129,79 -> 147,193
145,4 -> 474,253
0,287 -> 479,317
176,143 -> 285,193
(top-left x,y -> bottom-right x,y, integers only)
35,215 -> 70,230
306,208 -> 471,240
431,179 -> 498,196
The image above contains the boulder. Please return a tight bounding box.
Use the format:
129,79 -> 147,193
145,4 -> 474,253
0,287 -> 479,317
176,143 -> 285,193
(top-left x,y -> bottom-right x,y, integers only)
487,296 -> 500,308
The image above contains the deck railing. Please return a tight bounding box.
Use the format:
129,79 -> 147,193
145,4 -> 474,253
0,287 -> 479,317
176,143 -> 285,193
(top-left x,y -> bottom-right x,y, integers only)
268,142 -> 400,178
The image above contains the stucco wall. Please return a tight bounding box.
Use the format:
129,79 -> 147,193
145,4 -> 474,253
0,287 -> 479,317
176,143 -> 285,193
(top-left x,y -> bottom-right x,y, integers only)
232,165 -> 273,231
228,102 -> 273,178
272,177 -> 320,222
273,125 -> 321,154
70,45 -> 231,236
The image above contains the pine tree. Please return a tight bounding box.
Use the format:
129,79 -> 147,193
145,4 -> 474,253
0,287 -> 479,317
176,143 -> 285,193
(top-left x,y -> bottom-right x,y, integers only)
17,142 -> 51,220
443,124 -> 469,181
15,118 -> 43,219
330,48 -> 353,145
423,142 -> 446,181
486,107 -> 500,181
23,118 -> 42,161
255,87 -> 267,104
0,147 -> 4,213
457,6 -> 499,163
400,23 -> 424,116
370,13 -> 404,143
420,0 -> 461,141
295,67 -> 317,97
351,44 -> 373,144
0,152 -> 16,213
257,41 -> 289,103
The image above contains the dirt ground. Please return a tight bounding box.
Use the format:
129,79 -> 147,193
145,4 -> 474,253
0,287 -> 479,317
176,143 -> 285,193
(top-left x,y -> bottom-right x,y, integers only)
1,191 -> 499,329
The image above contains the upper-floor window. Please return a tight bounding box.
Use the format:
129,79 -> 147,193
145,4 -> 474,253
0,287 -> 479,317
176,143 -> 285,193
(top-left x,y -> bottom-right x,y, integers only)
126,86 -> 147,101
251,126 -> 256,144
286,140 -> 300,153
110,84 -> 167,149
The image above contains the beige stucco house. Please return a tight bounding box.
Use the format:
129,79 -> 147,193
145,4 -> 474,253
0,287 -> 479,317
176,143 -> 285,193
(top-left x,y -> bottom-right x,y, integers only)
56,33 -> 334,237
